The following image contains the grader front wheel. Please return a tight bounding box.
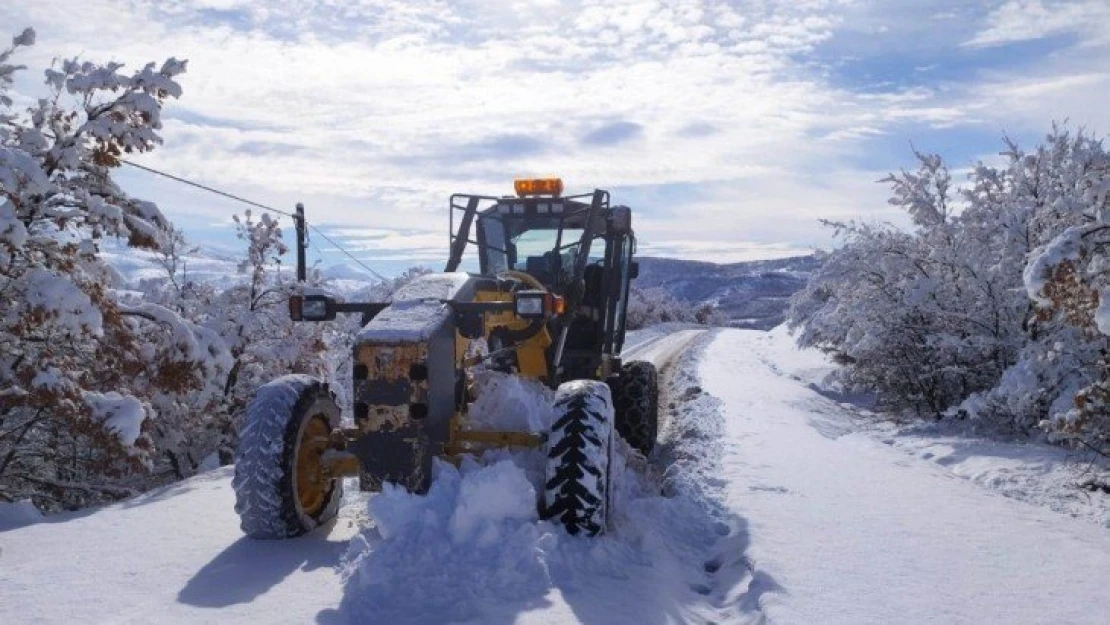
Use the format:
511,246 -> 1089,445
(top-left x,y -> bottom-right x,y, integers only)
543,380 -> 615,536
233,375 -> 344,539
294,413 -> 332,518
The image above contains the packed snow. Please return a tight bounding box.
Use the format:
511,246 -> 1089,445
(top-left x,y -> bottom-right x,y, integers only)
466,371 -> 555,432
356,272 -> 472,342
3,327 -> 1108,624
700,328 -> 1110,624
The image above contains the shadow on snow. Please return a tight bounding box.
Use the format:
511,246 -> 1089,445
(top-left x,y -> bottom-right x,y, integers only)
178,519 -> 346,608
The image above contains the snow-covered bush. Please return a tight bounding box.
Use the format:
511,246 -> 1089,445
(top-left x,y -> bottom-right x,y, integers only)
789,126 -> 1110,454
0,29 -> 231,510
626,285 -> 723,329
134,212 -> 341,478
790,148 -> 1028,416
132,226 -> 434,480
1018,133 -> 1110,453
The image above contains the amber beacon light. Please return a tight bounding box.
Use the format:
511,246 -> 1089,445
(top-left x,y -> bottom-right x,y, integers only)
514,177 -> 564,197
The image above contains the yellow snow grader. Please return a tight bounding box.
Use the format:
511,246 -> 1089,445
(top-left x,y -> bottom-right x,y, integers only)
232,179 -> 658,538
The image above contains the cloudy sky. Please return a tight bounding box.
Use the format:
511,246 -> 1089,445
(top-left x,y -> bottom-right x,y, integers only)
4,0 -> 1109,273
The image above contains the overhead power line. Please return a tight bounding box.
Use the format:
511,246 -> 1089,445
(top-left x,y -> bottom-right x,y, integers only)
121,158 -> 387,282
121,158 -> 296,218
304,223 -> 388,282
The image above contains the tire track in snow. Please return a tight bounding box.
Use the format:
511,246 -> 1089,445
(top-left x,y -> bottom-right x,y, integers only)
648,329 -> 775,624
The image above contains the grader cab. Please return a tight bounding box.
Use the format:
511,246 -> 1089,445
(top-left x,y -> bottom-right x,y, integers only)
232,179 -> 659,538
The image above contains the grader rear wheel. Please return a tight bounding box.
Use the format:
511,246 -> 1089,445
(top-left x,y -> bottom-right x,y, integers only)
610,360 -> 659,456
233,375 -> 343,539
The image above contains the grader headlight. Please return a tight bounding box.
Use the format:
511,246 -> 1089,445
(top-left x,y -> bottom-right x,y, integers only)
513,290 -> 565,318
514,291 -> 546,318
302,296 -> 332,320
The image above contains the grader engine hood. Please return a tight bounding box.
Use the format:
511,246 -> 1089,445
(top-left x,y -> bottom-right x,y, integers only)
350,273 -> 477,493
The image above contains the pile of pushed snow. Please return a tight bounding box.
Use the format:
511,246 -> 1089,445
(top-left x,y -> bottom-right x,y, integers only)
465,371 -> 555,433
338,353 -> 733,624
340,457 -> 553,622
339,373 -> 565,622
338,448 -> 725,624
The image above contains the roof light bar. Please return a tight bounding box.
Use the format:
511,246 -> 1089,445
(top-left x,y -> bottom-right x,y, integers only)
514,177 -> 563,197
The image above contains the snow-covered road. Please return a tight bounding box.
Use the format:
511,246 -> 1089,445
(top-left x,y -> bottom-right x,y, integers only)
701,329 -> 1110,624
2,327 -> 1108,624
0,464 -> 361,623
621,328 -> 705,367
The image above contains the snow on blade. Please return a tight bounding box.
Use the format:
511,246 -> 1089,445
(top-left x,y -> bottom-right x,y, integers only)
466,370 -> 555,433
340,458 -> 552,623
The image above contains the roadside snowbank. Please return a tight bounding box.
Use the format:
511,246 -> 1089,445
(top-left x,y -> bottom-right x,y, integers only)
761,324 -> 1110,528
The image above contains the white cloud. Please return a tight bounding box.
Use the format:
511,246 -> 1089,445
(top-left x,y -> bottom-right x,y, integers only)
964,0 -> 1110,48
2,0 -> 1109,268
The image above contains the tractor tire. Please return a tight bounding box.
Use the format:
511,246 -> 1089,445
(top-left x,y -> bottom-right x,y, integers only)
610,360 -> 659,456
543,380 -> 614,536
233,375 -> 343,539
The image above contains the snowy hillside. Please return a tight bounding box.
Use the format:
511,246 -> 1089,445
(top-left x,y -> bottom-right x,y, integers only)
100,242 -> 383,294
636,256 -> 820,329
3,327 -> 1107,625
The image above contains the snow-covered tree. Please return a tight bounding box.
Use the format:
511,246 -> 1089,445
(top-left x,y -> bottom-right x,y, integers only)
0,29 -> 228,510
127,217 -> 435,483
789,126 -> 1110,454
210,211 -> 335,449
790,147 -> 1029,416
134,211 -> 338,477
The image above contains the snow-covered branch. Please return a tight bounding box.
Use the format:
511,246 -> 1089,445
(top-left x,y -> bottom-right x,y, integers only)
789,125 -> 1110,454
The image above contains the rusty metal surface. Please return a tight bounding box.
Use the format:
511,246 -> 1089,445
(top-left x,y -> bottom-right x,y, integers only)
444,429 -> 542,456
346,274 -> 563,495
354,342 -> 428,432
352,340 -> 437,493
320,451 -> 360,478
351,422 -> 430,493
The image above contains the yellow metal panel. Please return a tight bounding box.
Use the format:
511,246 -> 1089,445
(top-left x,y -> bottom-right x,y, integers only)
474,285 -> 552,382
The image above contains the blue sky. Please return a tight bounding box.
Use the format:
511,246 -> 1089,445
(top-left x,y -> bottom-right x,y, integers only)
4,0 -> 1109,274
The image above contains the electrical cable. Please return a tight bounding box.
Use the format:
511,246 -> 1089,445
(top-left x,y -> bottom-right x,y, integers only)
120,158 -> 387,282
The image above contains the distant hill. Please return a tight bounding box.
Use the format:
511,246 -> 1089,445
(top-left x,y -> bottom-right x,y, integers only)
635,255 -> 820,330
101,242 -> 819,330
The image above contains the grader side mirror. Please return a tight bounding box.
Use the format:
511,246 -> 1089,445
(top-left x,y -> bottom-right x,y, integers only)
290,294 -> 337,322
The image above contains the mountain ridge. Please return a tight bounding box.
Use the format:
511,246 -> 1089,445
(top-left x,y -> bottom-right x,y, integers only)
636,254 -> 820,329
